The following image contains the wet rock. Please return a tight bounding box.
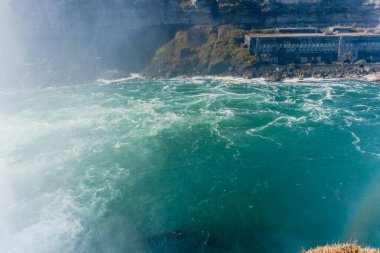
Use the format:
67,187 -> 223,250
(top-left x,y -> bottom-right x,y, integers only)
208,61 -> 229,75
166,70 -> 177,78
264,72 -> 283,82
243,71 -> 254,79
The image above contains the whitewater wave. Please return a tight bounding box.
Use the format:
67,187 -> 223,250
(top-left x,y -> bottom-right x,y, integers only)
96,73 -> 144,84
246,116 -> 306,134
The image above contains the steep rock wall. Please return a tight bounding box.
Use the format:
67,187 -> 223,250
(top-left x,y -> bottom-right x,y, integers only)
210,0 -> 380,27
9,0 -> 380,35
2,0 -> 380,86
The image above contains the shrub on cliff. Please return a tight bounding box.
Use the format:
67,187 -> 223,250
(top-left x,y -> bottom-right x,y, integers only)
205,25 -> 258,71
146,25 -> 258,77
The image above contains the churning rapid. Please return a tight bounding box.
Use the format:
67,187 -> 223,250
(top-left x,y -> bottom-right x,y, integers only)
0,78 -> 380,253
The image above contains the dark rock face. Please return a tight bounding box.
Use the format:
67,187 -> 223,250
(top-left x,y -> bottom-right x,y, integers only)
208,61 -> 229,74
180,48 -> 192,58
212,0 -> 380,28
10,0 -> 380,39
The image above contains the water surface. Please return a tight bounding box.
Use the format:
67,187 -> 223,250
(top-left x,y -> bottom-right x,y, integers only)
0,78 -> 379,252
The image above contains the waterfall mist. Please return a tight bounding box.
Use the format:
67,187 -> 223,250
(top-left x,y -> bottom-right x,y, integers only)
0,0 -> 179,88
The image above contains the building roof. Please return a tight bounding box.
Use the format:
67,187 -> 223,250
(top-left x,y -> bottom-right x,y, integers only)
274,27 -> 321,34
275,27 -> 319,30
328,26 -> 354,29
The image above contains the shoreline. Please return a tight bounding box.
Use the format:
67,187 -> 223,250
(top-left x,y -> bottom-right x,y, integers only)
142,63 -> 380,83
248,63 -> 380,82
95,64 -> 380,84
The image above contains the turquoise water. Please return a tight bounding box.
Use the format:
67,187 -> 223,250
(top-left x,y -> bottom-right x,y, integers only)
0,77 -> 379,252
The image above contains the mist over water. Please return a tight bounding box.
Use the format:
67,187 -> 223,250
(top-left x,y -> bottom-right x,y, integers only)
0,78 -> 379,252
0,1 -> 178,88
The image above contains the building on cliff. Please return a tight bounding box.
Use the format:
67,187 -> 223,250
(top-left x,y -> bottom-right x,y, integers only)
245,30 -> 380,64
328,26 -> 356,34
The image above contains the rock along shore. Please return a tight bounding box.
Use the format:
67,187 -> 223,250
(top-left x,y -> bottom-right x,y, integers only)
247,63 -> 380,82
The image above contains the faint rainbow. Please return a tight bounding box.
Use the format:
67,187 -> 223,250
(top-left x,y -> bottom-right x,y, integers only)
342,166 -> 380,243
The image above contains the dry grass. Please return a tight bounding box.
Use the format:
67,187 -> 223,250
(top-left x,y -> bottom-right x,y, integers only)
304,243 -> 380,253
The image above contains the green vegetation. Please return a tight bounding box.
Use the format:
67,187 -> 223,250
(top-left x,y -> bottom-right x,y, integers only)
146,25 -> 258,77
304,243 -> 380,253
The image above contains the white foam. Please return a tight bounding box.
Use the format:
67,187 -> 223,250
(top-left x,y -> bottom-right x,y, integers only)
0,171 -> 15,240
96,73 -> 144,84
174,75 -> 269,85
349,130 -> 380,158
0,215 -> 83,253
283,78 -> 302,83
247,116 -> 306,134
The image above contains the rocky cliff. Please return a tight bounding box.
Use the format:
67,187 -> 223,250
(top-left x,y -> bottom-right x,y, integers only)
3,0 -> 380,85
10,0 -> 380,32
209,0 -> 380,28
145,25 -> 258,78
